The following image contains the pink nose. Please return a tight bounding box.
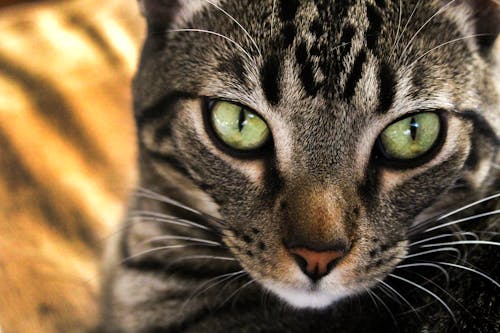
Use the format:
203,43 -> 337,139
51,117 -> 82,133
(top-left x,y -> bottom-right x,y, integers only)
289,247 -> 345,281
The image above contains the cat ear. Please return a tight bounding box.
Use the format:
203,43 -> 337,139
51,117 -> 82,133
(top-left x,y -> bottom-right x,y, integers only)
138,0 -> 181,26
137,0 -> 208,28
463,0 -> 500,55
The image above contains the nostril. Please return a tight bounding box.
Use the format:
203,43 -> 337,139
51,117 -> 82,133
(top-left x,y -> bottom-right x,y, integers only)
289,247 -> 346,282
291,253 -> 308,273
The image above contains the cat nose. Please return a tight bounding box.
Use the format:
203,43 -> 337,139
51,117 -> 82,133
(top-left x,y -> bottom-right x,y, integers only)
288,247 -> 346,282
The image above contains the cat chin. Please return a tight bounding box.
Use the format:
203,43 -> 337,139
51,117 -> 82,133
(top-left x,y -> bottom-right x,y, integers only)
262,281 -> 351,309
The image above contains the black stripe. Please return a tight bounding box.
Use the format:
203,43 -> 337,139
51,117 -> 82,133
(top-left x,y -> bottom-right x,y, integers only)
300,61 -> 319,97
377,62 -> 396,114
279,0 -> 300,21
136,91 -> 195,121
261,55 -> 281,105
375,0 -> 387,8
282,22 -> 297,48
217,55 -> 247,87
0,53 -> 110,168
366,4 -> 383,51
66,13 -> 123,67
295,42 -> 308,65
343,51 -> 367,100
339,24 -> 356,60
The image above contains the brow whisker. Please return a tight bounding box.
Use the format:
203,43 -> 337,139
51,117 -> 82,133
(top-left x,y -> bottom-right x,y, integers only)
202,0 -> 262,58
399,0 -> 457,63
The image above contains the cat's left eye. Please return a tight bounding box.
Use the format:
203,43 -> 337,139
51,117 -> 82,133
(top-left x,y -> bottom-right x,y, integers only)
209,101 -> 270,152
379,112 -> 442,161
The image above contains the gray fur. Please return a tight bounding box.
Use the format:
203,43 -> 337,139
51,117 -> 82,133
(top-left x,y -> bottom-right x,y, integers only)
100,1 -> 499,332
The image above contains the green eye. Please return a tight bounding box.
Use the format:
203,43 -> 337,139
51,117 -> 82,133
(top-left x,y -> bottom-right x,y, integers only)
210,101 -> 270,151
380,112 -> 441,160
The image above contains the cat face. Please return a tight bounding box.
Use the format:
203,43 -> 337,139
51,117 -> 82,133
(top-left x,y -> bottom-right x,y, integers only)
133,0 -> 499,308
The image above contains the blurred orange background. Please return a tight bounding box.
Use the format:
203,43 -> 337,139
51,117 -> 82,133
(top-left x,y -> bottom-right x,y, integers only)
0,0 -> 144,331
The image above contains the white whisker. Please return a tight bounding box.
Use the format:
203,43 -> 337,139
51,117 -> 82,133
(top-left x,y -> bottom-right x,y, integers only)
396,263 -> 450,284
431,262 -> 500,288
202,0 -> 262,58
376,278 -> 421,319
389,273 -> 456,323
436,193 -> 500,221
167,29 -> 254,63
121,244 -> 220,263
399,0 -> 457,62
420,240 -> 500,249
426,209 -> 500,232
370,289 -> 397,326
182,270 -> 246,310
219,278 -> 256,307
390,0 -> 421,62
410,232 -> 479,247
129,211 -> 211,231
138,235 -> 221,247
404,247 -> 461,259
408,34 -> 491,69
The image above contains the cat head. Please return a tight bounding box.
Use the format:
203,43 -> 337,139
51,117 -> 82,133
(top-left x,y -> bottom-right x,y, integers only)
133,0 -> 499,308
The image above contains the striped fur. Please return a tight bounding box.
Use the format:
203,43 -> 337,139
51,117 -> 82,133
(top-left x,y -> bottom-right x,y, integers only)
0,1 -> 143,332
103,0 -> 500,332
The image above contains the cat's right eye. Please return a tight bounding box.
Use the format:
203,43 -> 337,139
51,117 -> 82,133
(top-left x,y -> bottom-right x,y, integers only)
208,100 -> 271,152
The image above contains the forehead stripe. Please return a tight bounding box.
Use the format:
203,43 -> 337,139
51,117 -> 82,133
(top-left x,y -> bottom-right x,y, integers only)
261,54 -> 281,105
377,61 -> 396,114
366,3 -> 383,51
343,50 -> 367,101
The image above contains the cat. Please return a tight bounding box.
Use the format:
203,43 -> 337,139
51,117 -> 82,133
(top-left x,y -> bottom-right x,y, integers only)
100,0 -> 500,332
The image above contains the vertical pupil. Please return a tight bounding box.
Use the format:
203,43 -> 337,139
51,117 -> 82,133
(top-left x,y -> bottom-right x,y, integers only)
410,117 -> 418,140
238,109 -> 245,132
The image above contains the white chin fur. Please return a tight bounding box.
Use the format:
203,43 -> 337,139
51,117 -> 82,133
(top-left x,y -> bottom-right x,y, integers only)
263,282 -> 349,309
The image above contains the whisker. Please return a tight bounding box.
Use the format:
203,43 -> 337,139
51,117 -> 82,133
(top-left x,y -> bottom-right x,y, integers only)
408,34 -> 493,69
430,261 -> 500,288
370,289 -> 398,327
167,29 -> 254,63
219,278 -> 256,308
121,245 -> 222,263
436,193 -> 500,221
396,263 -> 450,284
404,247 -> 461,259
388,273 -> 456,323
138,235 -> 222,247
390,0 -> 421,62
410,232 -> 479,247
375,278 -> 421,320
426,209 -> 500,233
135,187 -> 227,227
420,240 -> 500,249
129,211 -> 212,231
399,0 -> 457,62
202,0 -> 261,58
181,270 -> 246,310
